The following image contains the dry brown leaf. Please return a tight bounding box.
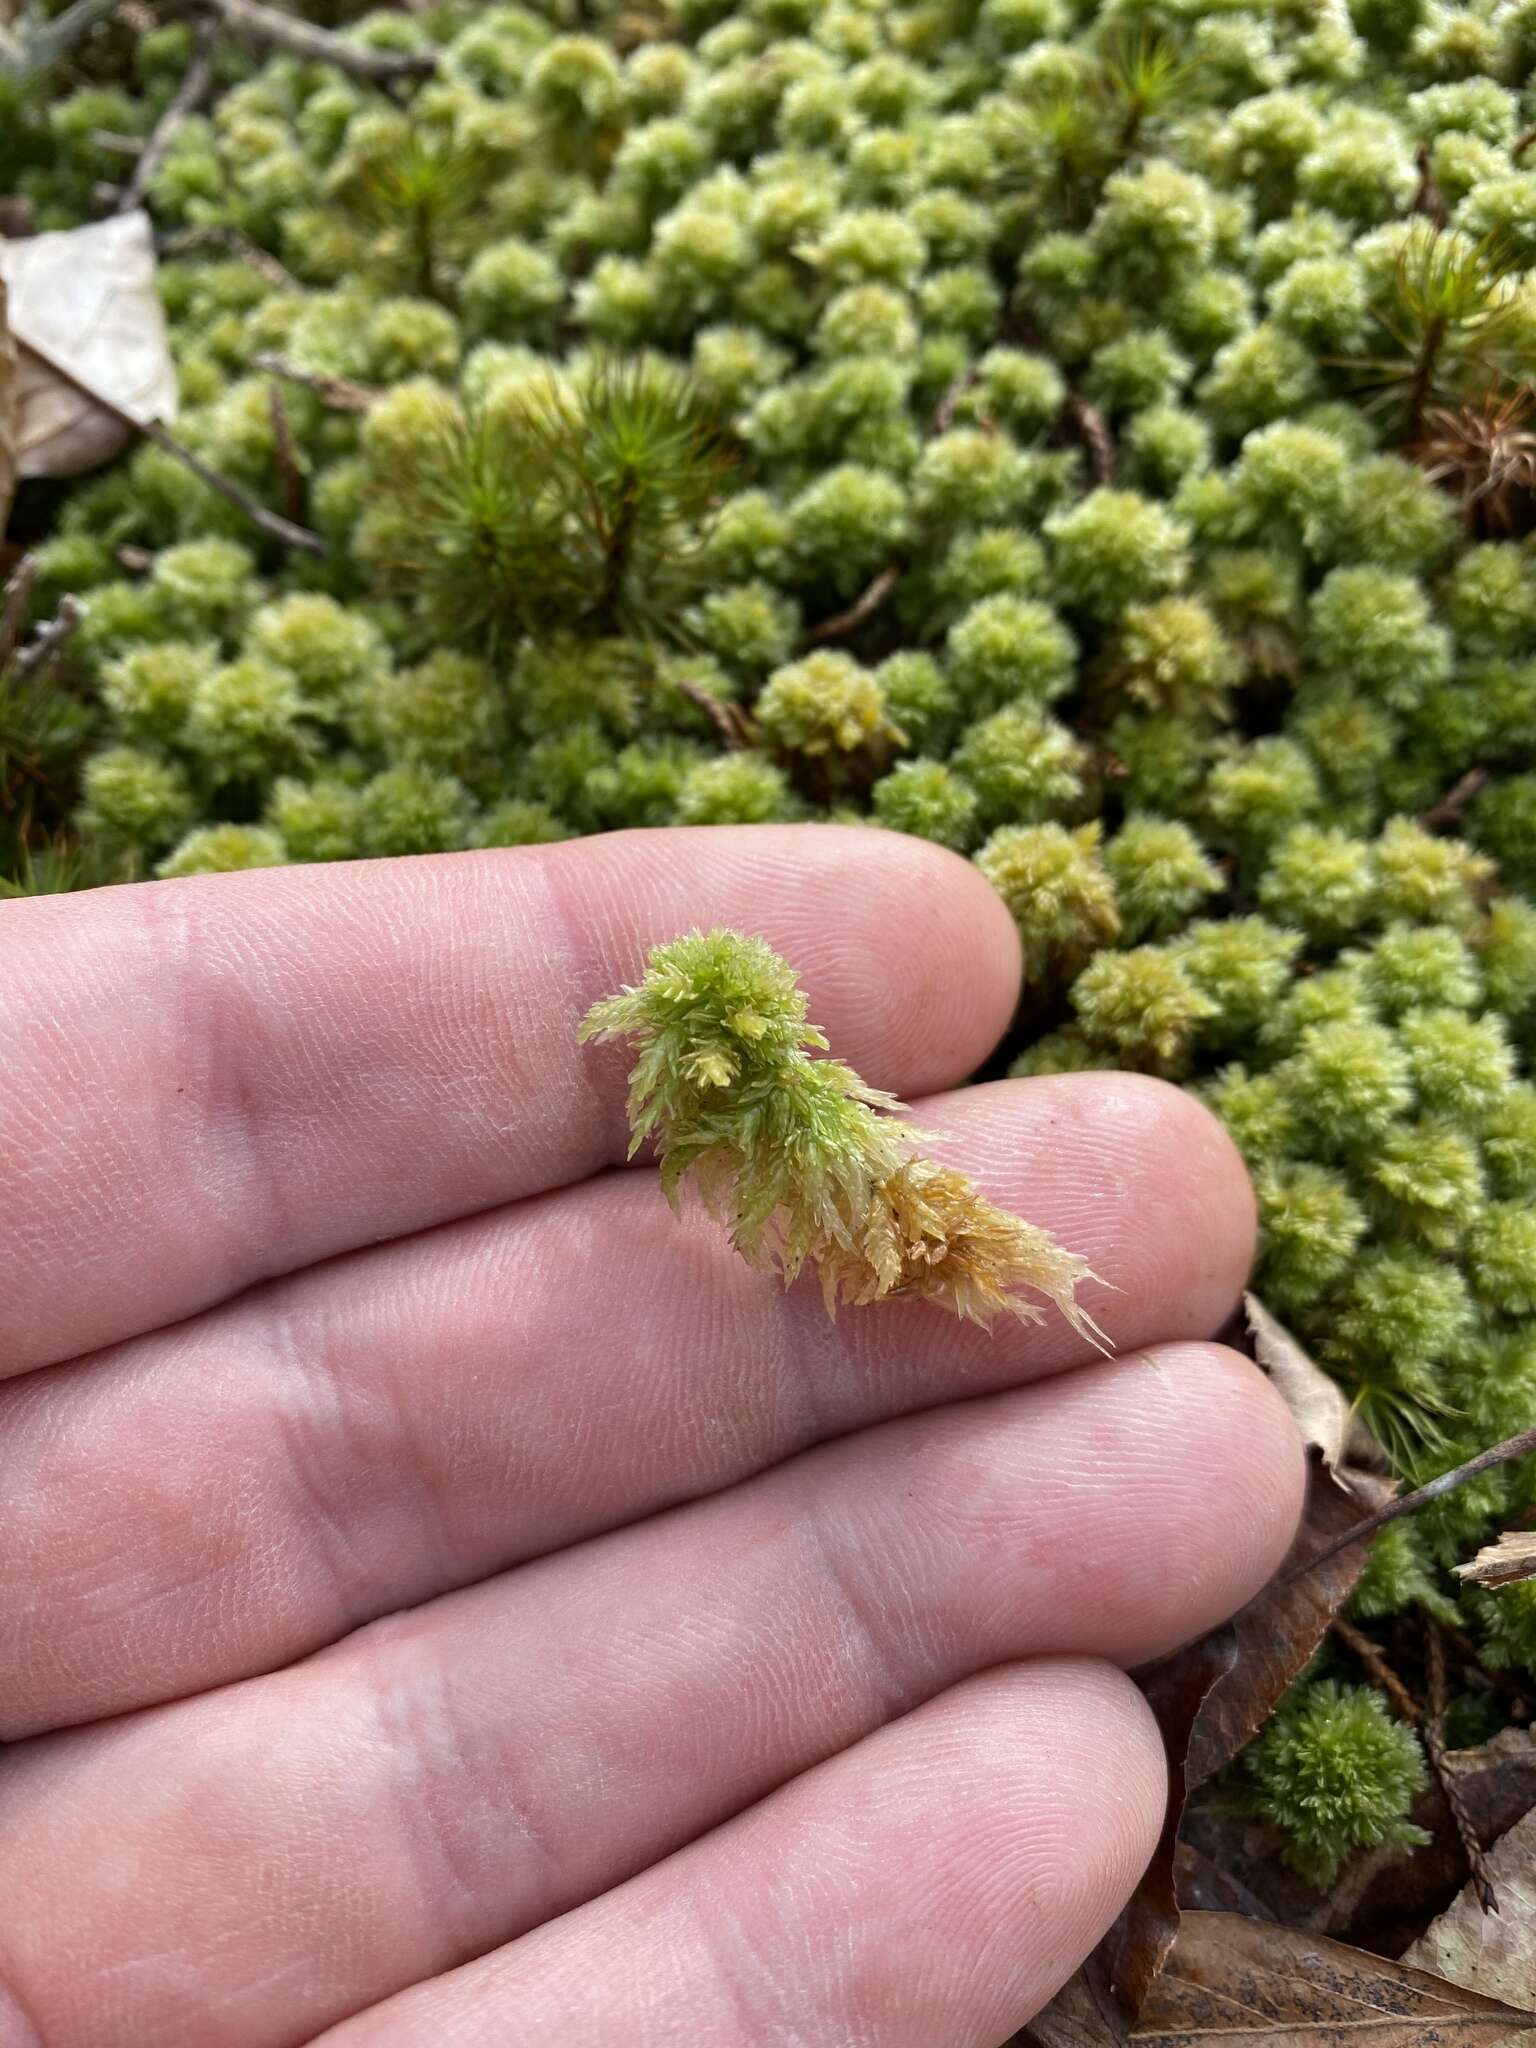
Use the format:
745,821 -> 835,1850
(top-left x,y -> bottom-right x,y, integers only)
0,272 -> 16,533
1186,1463 -> 1398,1791
1245,1293 -> 1385,1485
1456,1533 -> 1536,1590
1099,1465 -> 1397,2025
1134,1912 -> 1536,2046
1403,1809 -> 1536,2037
0,211 -> 177,477
1019,1954 -> 1129,2048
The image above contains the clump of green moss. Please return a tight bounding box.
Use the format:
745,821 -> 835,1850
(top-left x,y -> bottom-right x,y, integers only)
581,927 -> 1103,1333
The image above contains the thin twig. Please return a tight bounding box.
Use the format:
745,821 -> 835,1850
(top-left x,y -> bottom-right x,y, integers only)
1283,1427 -> 1536,1587
117,26 -> 216,214
805,368 -> 980,647
0,556 -> 39,672
266,379 -> 306,529
15,596 -> 83,683
673,673 -> 753,749
805,565 -> 902,646
2,0 -> 122,81
1418,765 -> 1492,832
1331,1615 -> 1421,1723
1425,1618 -> 1501,1914
931,362 -> 982,438
1412,141 -> 1447,225
253,352 -> 377,413
206,0 -> 435,83
1513,122 -> 1536,162
15,330 -> 326,556
1062,391 -> 1116,485
161,226 -> 300,293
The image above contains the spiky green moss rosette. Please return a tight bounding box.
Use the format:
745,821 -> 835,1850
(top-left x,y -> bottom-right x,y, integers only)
10,0 -> 1536,1890
580,926 -> 1105,1331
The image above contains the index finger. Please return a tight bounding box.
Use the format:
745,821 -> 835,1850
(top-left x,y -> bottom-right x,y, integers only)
0,824 -> 1021,1375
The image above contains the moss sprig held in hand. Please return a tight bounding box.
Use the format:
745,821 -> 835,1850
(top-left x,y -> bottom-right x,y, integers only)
581,927 -> 1105,1339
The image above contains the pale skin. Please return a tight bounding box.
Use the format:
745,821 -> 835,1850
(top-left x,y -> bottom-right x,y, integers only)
0,824 -> 1306,2048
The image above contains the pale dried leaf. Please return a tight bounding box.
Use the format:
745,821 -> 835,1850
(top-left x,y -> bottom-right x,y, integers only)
1133,1912 -> 1536,2047
0,272 -> 16,532
1402,1808 -> 1536,2038
1456,1533 -> 1536,1590
1246,1293 -> 1385,1484
0,212 -> 177,477
1019,1957 -> 1128,2048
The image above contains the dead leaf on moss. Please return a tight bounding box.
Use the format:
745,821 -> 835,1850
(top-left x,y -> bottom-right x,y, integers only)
1403,1808 -> 1536,2032
0,211 -> 177,477
1136,1911 -> 1536,2046
1019,1953 -> 1130,2048
1456,1533 -> 1536,1590
1097,1464 -> 1397,2026
1178,1463 -> 1397,1795
0,273 -> 16,533
1245,1293 -> 1386,1485
1100,1627 -> 1241,2017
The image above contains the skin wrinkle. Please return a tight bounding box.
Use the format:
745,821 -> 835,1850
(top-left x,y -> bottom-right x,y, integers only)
317,1667 -> 1164,2048
357,1615 -> 549,1971
260,1292 -> 410,1645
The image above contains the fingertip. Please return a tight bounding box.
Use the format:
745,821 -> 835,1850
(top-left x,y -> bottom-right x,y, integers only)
563,823 -> 1024,1097
930,1071 -> 1257,1347
762,825 -> 1023,1096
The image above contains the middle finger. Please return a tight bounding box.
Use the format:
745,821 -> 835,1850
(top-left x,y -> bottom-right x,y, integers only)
2,1075 -> 1255,1739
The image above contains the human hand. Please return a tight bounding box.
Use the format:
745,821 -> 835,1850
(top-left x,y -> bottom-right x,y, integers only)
0,825 -> 1304,2048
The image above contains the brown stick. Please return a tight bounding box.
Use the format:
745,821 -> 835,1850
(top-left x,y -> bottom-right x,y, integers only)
1425,1618 -> 1501,1914
117,26 -> 217,214
15,595 -> 84,683
1062,391 -> 1116,485
1411,140 -> 1447,225
0,556 -> 38,672
1284,1427 -> 1536,1587
805,564 -> 902,646
15,330 -> 326,556
266,379 -> 306,529
1330,1616 -> 1421,1723
253,353 -> 377,413
931,363 -> 982,438
1418,765 -> 1492,832
672,674 -> 753,749
805,366 -> 981,647
1514,122 -> 1536,162
206,0 -> 435,83
161,226 -> 300,293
